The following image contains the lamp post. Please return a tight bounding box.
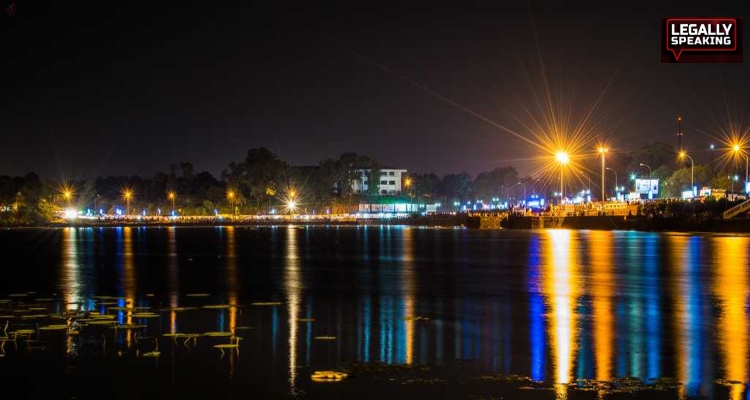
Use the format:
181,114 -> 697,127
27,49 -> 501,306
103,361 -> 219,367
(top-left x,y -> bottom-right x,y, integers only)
606,167 -> 618,198
678,151 -> 694,195
515,182 -> 527,206
167,191 -> 176,216
122,189 -> 133,216
639,163 -> 652,199
732,144 -> 748,192
62,189 -> 73,209
227,190 -> 235,216
599,147 -> 607,208
404,177 -> 413,212
556,151 -> 569,204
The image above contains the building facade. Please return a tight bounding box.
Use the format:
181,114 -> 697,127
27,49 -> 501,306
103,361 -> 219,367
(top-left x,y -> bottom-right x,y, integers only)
351,168 -> 407,195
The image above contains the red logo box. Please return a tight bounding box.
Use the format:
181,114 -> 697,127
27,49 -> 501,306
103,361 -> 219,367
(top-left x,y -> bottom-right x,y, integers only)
662,18 -> 743,63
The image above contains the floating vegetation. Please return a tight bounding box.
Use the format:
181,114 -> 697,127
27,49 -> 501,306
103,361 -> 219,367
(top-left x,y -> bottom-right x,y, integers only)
38,325 -> 69,331
108,307 -> 130,311
86,320 -> 118,325
90,314 -> 116,319
297,318 -> 315,322
20,314 -> 48,319
213,337 -> 242,356
169,307 -> 200,312
311,370 -> 348,382
235,326 -> 256,330
132,313 -> 160,318
314,336 -> 337,340
28,307 -> 48,311
251,302 -> 282,306
114,324 -> 147,330
403,316 -> 431,322
185,293 -> 211,297
142,351 -> 160,357
34,298 -> 55,302
204,331 -> 233,337
202,305 -> 232,309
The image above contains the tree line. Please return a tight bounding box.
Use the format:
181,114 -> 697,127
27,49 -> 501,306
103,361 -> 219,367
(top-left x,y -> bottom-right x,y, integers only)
0,142 -> 746,225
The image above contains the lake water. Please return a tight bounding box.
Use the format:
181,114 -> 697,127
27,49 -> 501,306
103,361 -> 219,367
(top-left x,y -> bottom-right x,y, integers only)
0,226 -> 748,399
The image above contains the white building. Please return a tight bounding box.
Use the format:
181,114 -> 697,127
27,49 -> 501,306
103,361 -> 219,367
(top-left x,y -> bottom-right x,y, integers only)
351,168 -> 407,195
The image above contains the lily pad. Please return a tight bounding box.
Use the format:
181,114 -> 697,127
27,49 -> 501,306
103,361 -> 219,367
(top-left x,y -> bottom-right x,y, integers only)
86,320 -> 118,325
204,331 -> 233,337
38,325 -> 69,331
132,313 -> 160,318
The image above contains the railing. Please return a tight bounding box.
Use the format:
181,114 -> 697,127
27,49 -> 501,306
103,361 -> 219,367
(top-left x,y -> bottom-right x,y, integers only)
723,199 -> 750,219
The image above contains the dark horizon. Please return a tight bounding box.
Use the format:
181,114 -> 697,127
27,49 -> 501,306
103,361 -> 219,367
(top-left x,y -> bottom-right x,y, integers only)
1,1 -> 747,180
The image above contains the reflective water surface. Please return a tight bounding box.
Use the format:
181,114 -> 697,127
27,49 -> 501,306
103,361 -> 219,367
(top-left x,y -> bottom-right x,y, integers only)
0,226 -> 749,399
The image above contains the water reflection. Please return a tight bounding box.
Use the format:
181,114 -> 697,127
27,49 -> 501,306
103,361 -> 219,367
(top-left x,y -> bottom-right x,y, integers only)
527,235 -> 546,382
713,236 -> 748,400
542,230 -> 580,399
61,228 -> 81,310
589,231 -> 614,388
30,227 -> 750,398
285,226 -> 301,394
669,235 -> 710,399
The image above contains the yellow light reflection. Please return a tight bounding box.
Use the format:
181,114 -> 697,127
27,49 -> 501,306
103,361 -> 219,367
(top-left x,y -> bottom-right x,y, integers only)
226,226 -> 238,378
285,226 -> 302,394
542,229 -> 580,398
588,231 -> 614,385
123,227 -> 135,347
168,227 -> 179,333
227,226 -> 238,336
713,236 -> 747,400
62,228 -> 81,311
402,227 -> 415,365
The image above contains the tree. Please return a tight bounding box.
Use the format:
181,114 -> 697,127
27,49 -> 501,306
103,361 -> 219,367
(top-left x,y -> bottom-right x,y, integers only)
473,166 -> 518,201
440,173 -> 472,204
366,164 -> 382,197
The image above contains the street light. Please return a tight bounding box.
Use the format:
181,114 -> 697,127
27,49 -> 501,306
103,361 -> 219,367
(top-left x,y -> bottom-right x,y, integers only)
62,189 -> 73,208
227,190 -> 236,215
167,191 -> 176,216
556,151 -> 569,204
732,144 -> 748,192
121,188 -> 134,216
678,151 -> 694,195
598,147 -> 607,208
404,177 -> 414,212
605,167 -> 618,197
639,163 -> 652,199
515,182 -> 526,205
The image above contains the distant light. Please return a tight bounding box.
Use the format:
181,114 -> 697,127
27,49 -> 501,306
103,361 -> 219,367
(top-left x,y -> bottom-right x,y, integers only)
64,209 -> 77,219
710,143 -> 715,150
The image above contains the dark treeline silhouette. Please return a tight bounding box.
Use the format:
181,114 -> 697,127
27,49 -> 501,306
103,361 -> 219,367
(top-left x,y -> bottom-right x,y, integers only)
0,142 -> 747,225
0,147 -> 518,225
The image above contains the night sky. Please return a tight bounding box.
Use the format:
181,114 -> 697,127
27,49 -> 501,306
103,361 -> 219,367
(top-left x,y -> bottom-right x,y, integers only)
1,1 -> 747,180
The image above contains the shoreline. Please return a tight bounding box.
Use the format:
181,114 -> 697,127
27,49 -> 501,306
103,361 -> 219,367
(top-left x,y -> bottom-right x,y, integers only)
3,214 -> 750,233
